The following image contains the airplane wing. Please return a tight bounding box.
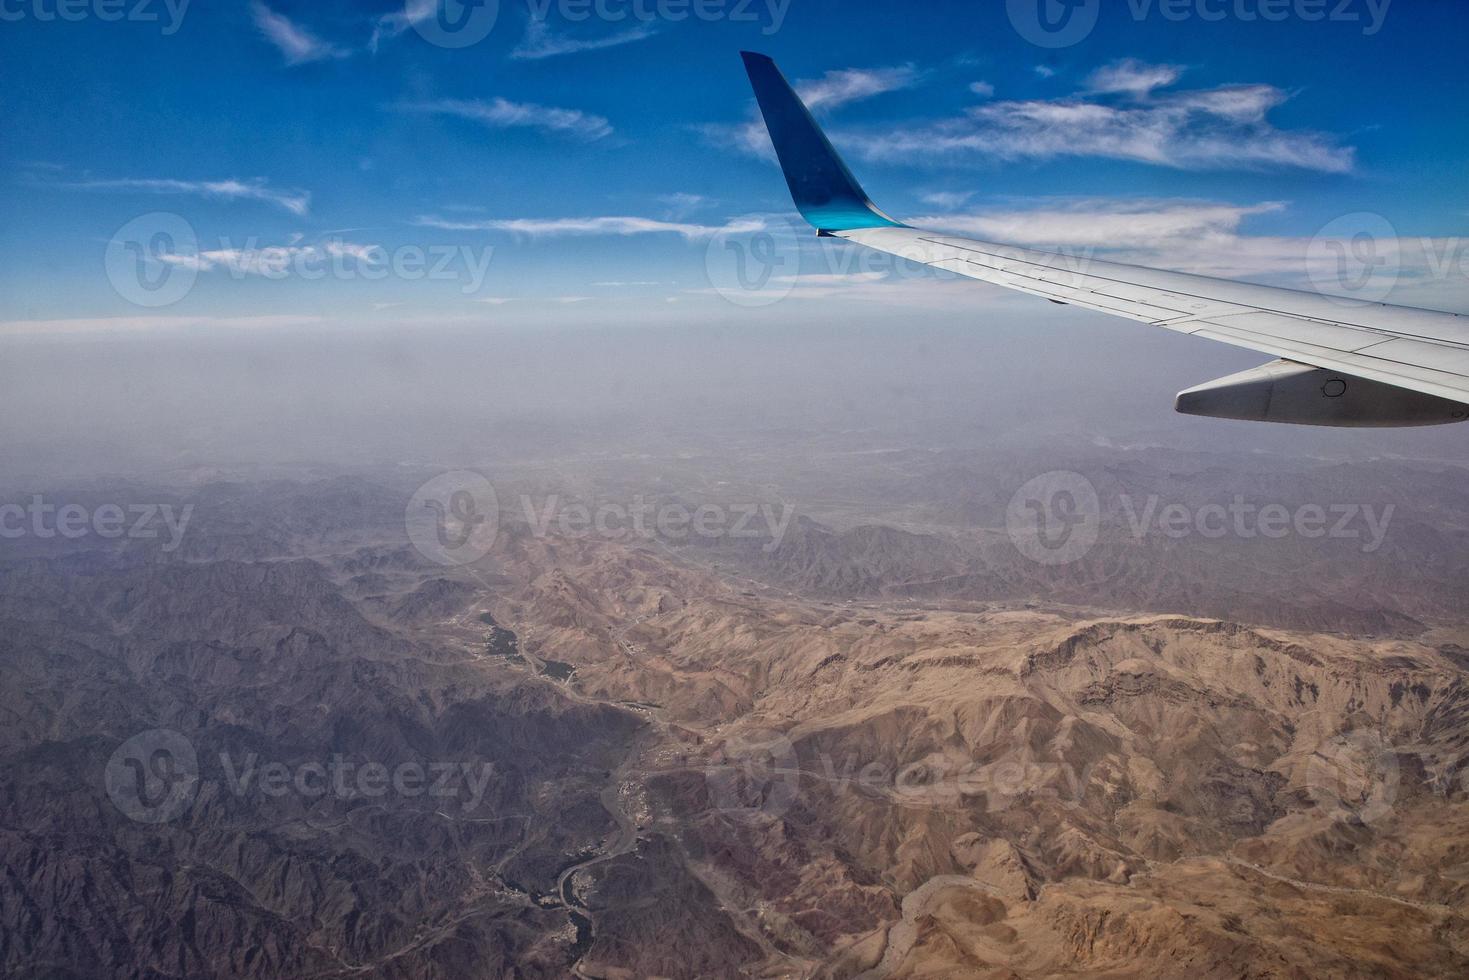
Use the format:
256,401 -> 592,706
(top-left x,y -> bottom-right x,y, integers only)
740,52 -> 1469,428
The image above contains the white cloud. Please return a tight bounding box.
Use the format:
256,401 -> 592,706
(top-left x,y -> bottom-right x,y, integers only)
658,193 -> 712,220
969,81 -> 995,98
395,98 -> 612,141
156,240 -> 381,277
1086,59 -> 1184,96
911,200 -> 1286,251
249,1 -> 347,66
798,66 -> 920,113
511,18 -> 658,60
1034,65 -> 1056,79
369,0 -> 435,52
920,191 -> 975,209
858,62 -> 1354,173
57,177 -> 311,215
323,240 -> 383,263
414,215 -> 761,240
709,65 -> 921,159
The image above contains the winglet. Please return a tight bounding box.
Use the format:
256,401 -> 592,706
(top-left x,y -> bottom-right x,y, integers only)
740,52 -> 904,233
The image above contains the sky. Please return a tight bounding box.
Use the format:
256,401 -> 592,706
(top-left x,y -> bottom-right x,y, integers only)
1,0 -> 1466,337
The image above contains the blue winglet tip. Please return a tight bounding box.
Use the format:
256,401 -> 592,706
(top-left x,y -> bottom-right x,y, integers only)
739,51 -> 904,233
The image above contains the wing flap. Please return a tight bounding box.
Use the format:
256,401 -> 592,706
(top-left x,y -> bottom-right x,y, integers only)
1199,311 -> 1389,352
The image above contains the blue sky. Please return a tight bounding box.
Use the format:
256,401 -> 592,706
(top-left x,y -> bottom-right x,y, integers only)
1,0 -> 1466,333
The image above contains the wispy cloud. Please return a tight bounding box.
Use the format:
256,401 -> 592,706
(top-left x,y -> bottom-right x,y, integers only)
859,61 -> 1354,173
969,81 -> 995,98
414,215 -> 759,240
920,191 -> 975,209
511,18 -> 658,60
155,240 -> 382,277
54,177 -> 311,215
369,0 -> 435,53
249,1 -> 347,66
395,98 -> 613,141
1034,65 -> 1056,79
658,193 -> 712,220
798,66 -> 921,113
912,199 -> 1286,253
1085,59 -> 1184,95
708,64 -> 922,158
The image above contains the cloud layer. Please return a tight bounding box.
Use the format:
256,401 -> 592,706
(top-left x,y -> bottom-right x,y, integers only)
414,215 -> 759,240
710,65 -> 921,158
250,2 -> 348,66
58,177 -> 311,215
511,19 -> 658,60
860,60 -> 1354,173
396,98 -> 613,141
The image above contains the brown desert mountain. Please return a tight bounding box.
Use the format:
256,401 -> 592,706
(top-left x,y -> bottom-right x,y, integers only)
2,468 -> 1467,977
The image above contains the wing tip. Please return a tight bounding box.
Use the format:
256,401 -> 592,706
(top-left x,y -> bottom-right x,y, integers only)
737,51 -> 904,233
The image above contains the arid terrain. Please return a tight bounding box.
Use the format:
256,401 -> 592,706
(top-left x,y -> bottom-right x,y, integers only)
3,446 -> 1469,978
